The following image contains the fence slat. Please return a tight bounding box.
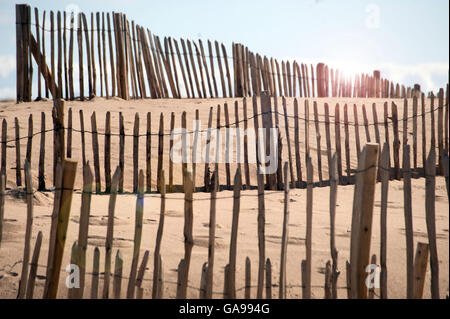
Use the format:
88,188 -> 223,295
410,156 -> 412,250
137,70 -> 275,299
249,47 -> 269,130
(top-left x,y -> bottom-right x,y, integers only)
18,160 -> 33,298
304,156 -> 314,299
282,97 -> 295,188
256,172 -> 266,299
265,258 -> 272,299
224,103 -> 231,189
126,170 -> 144,298
91,112 -> 101,193
353,104 -> 362,159
135,250 -> 150,297
279,162 -> 290,299
113,250 -> 123,299
133,113 -> 139,193
413,242 -> 429,299
391,102 -> 401,180
76,163 -> 93,299
47,159 -> 77,299
91,247 -> 100,299
294,99 -> 302,188
349,143 -> 379,299
403,145 -> 414,299
146,113 -> 151,192
152,171 -> 166,298
222,44 -> 233,97
329,154 -> 339,299
26,231 -> 42,299
103,166 -> 121,299
438,89 -> 444,175
324,103 -> 332,181
0,173 -> 4,248
425,149 -> 439,299
104,112 -> 111,193
334,104 -> 343,185
379,143 -> 390,299
227,168 -> 242,299
179,170 -> 194,299
1,120 -> 6,180
15,117 -> 22,187
119,112 -> 125,192
413,96 -> 418,172
205,171 -> 217,298
157,113 -> 164,193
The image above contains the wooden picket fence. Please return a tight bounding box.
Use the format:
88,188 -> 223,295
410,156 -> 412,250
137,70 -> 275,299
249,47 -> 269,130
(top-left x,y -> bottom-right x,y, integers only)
0,140 -> 448,299
16,4 -> 420,103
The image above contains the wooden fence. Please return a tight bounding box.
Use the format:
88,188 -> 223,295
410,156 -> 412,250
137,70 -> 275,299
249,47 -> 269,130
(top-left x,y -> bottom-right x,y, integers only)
1,89 -> 449,195
0,141 -> 448,299
16,4 -> 420,103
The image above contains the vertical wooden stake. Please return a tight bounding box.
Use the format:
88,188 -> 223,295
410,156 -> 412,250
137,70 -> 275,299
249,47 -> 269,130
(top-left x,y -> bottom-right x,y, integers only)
245,257 -> 251,299
205,171 -> 218,299
256,172 -> 266,298
133,113 -> 139,193
113,250 -> 123,299
157,113 -> 164,193
265,259 -> 272,299
425,149 -> 439,299
91,247 -> 100,299
413,242 -> 429,299
146,112 -> 152,192
279,162 -> 290,299
25,231 -> 43,299
152,171 -> 166,298
15,118 -> 22,187
349,143 -> 379,299
403,145 -> 414,299
104,112 -> 111,193
379,143 -> 390,299
91,112 -> 101,193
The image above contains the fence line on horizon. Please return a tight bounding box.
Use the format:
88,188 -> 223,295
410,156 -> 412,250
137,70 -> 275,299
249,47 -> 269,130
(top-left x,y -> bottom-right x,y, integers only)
15,4 -> 423,104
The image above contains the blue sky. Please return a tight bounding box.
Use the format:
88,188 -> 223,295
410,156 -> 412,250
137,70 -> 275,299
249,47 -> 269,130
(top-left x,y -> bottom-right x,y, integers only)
0,0 -> 448,99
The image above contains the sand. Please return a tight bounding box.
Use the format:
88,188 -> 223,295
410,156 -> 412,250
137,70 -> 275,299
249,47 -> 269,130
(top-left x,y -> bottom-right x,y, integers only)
0,97 -> 448,299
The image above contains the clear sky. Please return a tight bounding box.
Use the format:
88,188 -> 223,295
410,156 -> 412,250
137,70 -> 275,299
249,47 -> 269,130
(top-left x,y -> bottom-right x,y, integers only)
0,0 -> 448,99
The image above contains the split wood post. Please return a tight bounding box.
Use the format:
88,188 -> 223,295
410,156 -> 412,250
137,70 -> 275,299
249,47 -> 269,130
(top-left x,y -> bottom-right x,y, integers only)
349,143 -> 379,299
66,109 -> 72,159
193,109 -> 200,190
77,13 -> 84,100
43,160 -> 63,298
329,154 -> 340,299
222,44 -> 233,97
294,99 -> 302,188
343,104 -> 351,184
425,149 -> 439,299
346,261 -> 351,299
227,168 -> 242,299
25,231 -> 43,299
215,105 -> 222,187
391,102 -> 401,180
224,103 -> 231,189
199,262 -> 208,299
75,163 -> 93,299
265,259 -> 272,299
383,103 -> 392,180
234,102 -> 243,186
152,171 -> 166,299
15,118 -> 22,187
353,104 -> 362,160
205,171 -> 218,299
314,102 -> 323,186
179,170 -> 194,299
279,162 -> 290,299
102,166 -> 121,299
113,250 -> 123,299
135,250 -> 150,297
52,100 -> 65,188
413,242 -> 429,299
46,159 -> 78,299
146,112 -> 152,192
243,98 -> 251,189
261,93 -> 277,190
81,13 -> 93,99
102,13 -> 109,99
282,97 -> 295,188
438,89 -> 444,175
256,172 -> 266,298
104,112 -> 111,193
157,113 -> 164,193
26,115 -> 33,167
204,107 -> 214,192
18,160 -> 33,299
324,103 -> 333,181
403,145 -> 414,299
79,110 -> 86,166
402,99 -> 409,170
126,170 -> 144,298
335,104 -> 343,185
1,120 -> 6,181
421,94 -> 427,174
324,261 -> 332,299
0,173 -> 4,248
379,143 -> 390,299
91,247 -> 100,299
90,13 -> 96,97
303,156 -> 314,299
362,104 -> 371,143
107,13 -> 115,97
245,257 -> 251,299
67,241 -> 79,299
369,105 -> 381,178
413,96 -> 418,172
444,151 -> 449,201
181,112 -> 188,189
133,113 -> 139,193
119,112 -> 125,192
156,255 -> 164,299
91,112 -> 101,193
